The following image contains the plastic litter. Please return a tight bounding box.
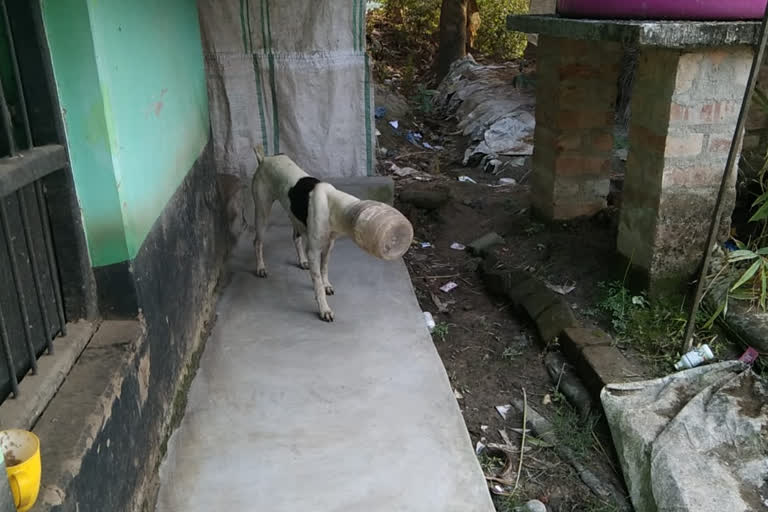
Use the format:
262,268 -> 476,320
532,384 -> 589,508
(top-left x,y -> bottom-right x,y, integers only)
422,141 -> 435,150
674,344 -> 715,370
498,177 -> 517,186
546,282 -> 576,295
405,131 -> 422,145
475,439 -> 487,455
458,176 -> 477,184
423,311 -> 436,332
374,106 -> 386,119
454,389 -> 464,400
440,281 -> 458,293
738,346 -> 759,365
495,404 -> 511,420
419,242 -> 432,249
388,120 -> 399,130
450,242 -> 466,250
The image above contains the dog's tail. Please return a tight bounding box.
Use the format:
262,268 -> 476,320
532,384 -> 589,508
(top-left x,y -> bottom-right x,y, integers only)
253,144 -> 266,167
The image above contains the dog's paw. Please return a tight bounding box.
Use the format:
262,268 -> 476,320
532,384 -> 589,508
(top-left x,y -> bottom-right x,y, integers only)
255,268 -> 268,278
324,285 -> 335,296
318,309 -> 335,322
298,261 -> 310,270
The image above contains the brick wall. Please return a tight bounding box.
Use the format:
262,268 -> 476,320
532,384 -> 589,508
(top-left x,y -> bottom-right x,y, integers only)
531,36 -> 622,219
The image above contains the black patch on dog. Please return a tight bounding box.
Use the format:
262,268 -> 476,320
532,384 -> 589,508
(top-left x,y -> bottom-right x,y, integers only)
289,177 -> 321,226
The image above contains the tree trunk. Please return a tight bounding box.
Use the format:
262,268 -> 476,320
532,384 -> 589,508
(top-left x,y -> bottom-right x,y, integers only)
466,0 -> 480,54
436,0 -> 468,81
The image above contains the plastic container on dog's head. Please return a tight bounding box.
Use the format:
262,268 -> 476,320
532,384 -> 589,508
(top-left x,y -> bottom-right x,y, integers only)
344,200 -> 413,260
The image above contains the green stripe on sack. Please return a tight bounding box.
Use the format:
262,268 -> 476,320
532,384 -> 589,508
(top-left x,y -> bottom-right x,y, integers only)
352,0 -> 359,52
364,53 -> 372,175
263,0 -> 279,153
358,0 -> 365,54
245,0 -> 253,51
240,0 -> 249,52
252,55 -> 269,153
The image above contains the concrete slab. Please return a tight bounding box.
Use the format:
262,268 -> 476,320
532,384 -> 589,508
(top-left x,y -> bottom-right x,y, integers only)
155,211 -> 494,512
507,15 -> 760,48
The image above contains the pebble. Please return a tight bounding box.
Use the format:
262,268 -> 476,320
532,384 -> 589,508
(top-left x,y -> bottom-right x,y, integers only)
515,500 -> 547,512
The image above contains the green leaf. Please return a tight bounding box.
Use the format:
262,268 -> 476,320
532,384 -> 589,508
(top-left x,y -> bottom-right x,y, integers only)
728,249 -> 759,262
756,247 -> 768,256
731,259 -> 762,291
761,263 -> 767,310
750,200 -> 768,223
704,299 -> 726,329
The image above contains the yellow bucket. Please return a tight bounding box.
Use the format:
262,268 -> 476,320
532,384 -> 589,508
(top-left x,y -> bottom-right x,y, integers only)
0,430 -> 41,512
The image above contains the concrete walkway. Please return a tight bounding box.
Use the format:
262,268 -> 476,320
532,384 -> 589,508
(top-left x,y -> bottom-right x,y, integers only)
155,210 -> 494,512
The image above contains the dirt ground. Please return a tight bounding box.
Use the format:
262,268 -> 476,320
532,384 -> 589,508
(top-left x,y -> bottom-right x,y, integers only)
376,95 -> 635,510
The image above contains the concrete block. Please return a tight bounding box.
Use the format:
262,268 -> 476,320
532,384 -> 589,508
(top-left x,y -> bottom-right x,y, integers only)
560,327 -> 613,363
535,301 -> 579,343
327,176 -> 395,205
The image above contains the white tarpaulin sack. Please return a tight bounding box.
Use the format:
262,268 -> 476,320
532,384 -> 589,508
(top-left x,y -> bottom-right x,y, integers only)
198,0 -> 375,181
601,361 -> 768,512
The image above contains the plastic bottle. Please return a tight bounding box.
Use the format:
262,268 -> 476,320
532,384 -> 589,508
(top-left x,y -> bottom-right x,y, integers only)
423,312 -> 436,333
674,344 -> 715,371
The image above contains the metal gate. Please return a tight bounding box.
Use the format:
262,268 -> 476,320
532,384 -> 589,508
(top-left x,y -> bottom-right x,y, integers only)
0,0 -> 69,403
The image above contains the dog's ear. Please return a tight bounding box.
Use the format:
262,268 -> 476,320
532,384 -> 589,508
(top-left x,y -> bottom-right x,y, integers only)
253,145 -> 265,166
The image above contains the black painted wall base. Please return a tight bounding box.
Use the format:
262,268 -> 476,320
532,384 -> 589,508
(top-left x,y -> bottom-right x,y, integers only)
45,140 -> 228,512
93,261 -> 139,319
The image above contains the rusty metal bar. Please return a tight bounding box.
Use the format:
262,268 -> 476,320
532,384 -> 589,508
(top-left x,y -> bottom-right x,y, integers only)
1,0 -> 31,148
0,197 -> 36,373
34,180 -> 65,337
18,187 -> 53,354
0,307 -> 18,398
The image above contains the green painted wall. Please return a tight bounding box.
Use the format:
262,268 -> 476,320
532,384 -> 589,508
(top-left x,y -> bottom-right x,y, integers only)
42,0 -> 209,267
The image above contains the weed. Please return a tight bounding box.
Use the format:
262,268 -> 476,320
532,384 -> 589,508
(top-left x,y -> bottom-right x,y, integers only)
591,281 -> 715,372
478,453 -> 505,474
580,496 -> 622,512
432,322 -> 449,341
502,346 -> 523,360
550,402 -> 599,459
492,493 -> 525,512
414,84 -> 438,114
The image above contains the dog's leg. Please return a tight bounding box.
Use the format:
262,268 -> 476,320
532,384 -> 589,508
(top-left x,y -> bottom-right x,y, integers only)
306,184 -> 334,321
321,238 -> 335,295
252,183 -> 273,278
291,222 -> 310,270
308,245 -> 333,321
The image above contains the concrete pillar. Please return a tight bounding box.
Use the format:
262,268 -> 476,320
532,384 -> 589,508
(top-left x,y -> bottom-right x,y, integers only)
618,46 -> 752,293
531,36 -> 622,220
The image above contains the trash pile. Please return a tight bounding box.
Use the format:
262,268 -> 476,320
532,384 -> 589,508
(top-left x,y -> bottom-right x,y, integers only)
433,55 -> 536,170
602,361 -> 768,512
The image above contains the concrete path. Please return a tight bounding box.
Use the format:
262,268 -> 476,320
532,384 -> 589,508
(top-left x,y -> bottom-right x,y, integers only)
155,211 -> 494,512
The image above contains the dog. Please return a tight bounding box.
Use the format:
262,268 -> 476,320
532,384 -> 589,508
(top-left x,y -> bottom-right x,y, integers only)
251,147 -> 413,322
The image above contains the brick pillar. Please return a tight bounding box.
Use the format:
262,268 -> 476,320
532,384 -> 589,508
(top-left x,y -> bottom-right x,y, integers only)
531,36 -> 622,220
618,46 -> 752,293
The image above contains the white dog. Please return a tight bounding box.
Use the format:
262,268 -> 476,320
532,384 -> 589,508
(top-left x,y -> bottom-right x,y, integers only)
251,148 -> 413,322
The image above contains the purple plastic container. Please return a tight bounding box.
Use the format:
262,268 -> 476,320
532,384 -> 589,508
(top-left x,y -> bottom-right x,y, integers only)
557,0 -> 767,20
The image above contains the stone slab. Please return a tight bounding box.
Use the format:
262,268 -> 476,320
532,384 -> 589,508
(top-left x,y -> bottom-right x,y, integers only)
508,15 -> 760,48
0,321 -> 94,430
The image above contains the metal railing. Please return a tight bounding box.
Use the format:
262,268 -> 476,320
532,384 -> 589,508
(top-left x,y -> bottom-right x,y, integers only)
0,0 -> 67,400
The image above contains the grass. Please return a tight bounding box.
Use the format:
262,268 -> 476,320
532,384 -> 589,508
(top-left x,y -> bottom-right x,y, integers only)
432,322 -> 449,341
502,346 -> 523,360
478,453 -> 505,474
550,400 -> 600,459
589,280 -> 717,373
